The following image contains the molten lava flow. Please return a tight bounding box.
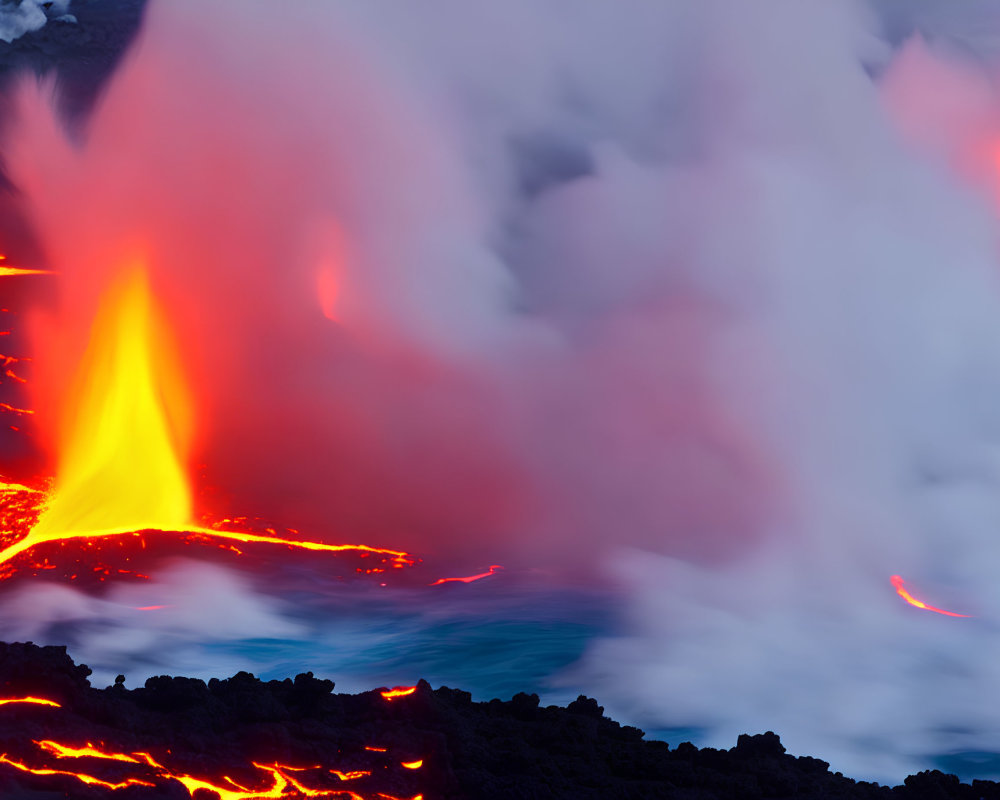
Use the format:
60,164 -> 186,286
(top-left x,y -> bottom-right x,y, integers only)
380,686 -> 417,701
0,754 -> 155,790
0,734 -> 425,799
0,697 -> 60,708
0,493 -> 417,577
36,740 -> 141,762
0,479 -> 40,494
400,761 -> 423,770
890,575 -> 971,618
0,254 -> 52,277
429,564 -> 503,585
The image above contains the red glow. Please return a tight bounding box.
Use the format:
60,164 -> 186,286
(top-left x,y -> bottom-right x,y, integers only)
400,760 -> 423,770
380,686 -> 417,701
429,564 -> 503,586
890,575 -> 971,617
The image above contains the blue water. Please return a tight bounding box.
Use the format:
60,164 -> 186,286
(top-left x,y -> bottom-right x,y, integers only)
219,582 -> 616,703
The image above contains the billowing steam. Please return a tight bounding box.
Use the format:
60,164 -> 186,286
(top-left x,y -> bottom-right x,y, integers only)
0,0 -> 73,43
4,0 -> 1000,782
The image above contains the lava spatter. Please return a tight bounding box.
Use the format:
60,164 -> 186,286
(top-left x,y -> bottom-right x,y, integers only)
890,575 -> 971,618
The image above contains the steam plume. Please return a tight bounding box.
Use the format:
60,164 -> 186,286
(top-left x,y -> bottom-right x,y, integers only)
5,0 -> 1000,781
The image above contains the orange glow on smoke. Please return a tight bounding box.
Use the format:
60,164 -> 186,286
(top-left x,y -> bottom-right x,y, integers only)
890,575 -> 971,618
429,564 -> 503,585
0,697 -> 60,708
317,263 -> 339,321
380,686 -> 417,701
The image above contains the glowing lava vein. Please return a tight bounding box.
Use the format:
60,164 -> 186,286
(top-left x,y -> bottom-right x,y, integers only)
890,575 -> 971,618
0,693 -> 424,798
0,254 -> 52,277
0,265 -> 414,576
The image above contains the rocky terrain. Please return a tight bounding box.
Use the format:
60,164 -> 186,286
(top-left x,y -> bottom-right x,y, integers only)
0,640 -> 995,799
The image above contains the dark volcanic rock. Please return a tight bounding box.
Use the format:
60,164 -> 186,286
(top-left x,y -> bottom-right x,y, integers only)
0,641 -> 995,799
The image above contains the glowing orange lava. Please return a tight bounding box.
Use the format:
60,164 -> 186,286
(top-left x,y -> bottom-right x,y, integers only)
36,740 -> 141,763
429,565 -> 503,585
0,697 -> 60,708
331,769 -> 372,781
0,754 -> 155,790
400,761 -> 423,770
0,480 -> 41,494
380,686 -> 417,701
0,254 -> 52,277
890,575 -> 971,618
1,737 -> 424,799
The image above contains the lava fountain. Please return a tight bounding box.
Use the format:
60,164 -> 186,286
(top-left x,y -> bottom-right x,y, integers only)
33,264 -> 193,540
0,262 -> 414,575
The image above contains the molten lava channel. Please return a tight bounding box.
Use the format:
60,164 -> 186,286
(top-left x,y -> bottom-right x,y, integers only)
0,254 -> 52,278
0,691 -> 425,798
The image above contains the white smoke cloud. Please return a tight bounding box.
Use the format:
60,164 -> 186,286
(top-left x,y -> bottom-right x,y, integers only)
0,560 -> 304,685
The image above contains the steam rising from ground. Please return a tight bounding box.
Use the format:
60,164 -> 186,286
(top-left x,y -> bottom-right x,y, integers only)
6,0 -> 1000,781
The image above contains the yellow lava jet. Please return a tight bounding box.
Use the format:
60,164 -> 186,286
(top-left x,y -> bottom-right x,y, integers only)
0,264 -> 416,574
13,266 -> 193,554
